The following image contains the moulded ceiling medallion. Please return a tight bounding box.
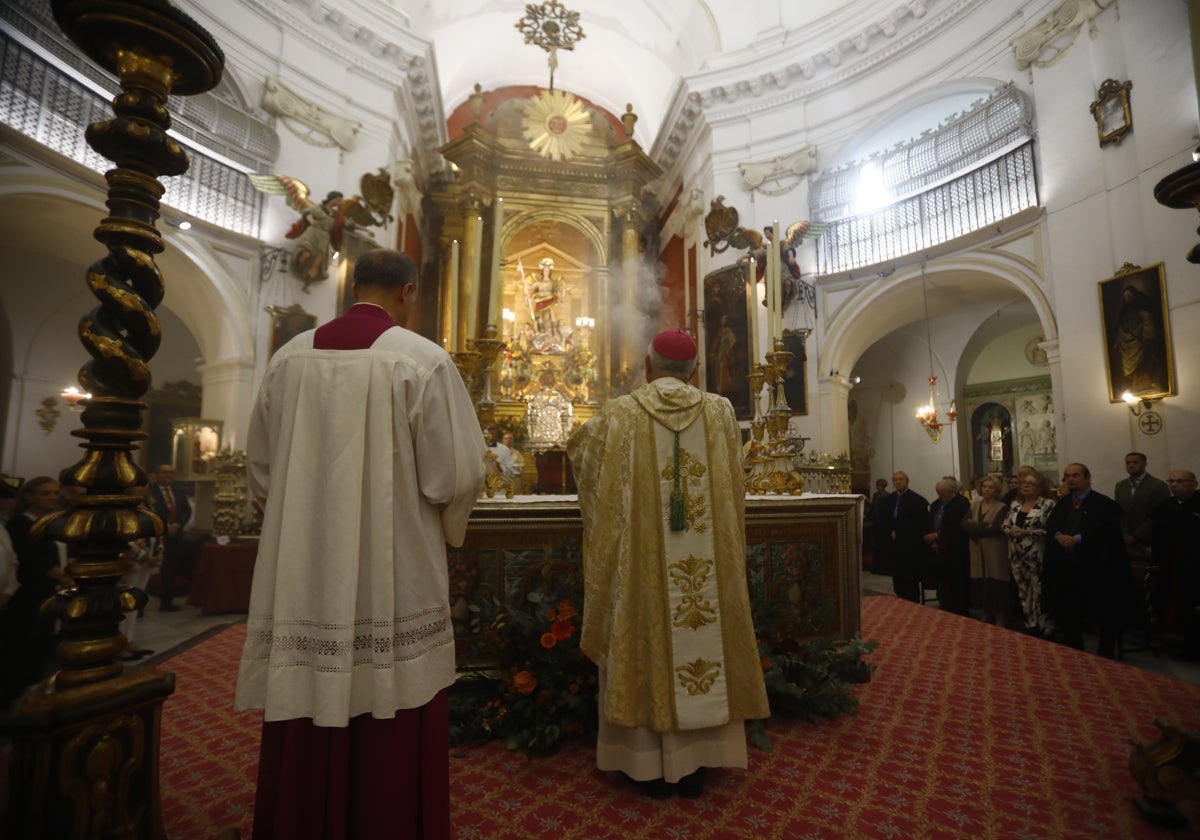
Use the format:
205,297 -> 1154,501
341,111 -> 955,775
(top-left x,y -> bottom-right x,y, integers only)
522,89 -> 590,161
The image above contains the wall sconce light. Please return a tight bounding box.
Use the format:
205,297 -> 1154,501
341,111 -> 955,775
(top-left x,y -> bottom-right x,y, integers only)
60,386 -> 92,411
1121,390 -> 1162,417
36,397 -> 60,435
1091,78 -> 1133,147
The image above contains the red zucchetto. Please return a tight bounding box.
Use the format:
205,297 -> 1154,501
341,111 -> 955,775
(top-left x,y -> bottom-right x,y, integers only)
651,329 -> 698,361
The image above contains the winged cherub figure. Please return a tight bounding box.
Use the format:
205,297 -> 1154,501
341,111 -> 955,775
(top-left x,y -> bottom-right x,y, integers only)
250,174 -> 382,291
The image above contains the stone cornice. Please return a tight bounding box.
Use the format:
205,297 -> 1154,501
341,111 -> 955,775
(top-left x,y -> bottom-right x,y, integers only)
245,0 -> 446,172
652,0 -> 985,172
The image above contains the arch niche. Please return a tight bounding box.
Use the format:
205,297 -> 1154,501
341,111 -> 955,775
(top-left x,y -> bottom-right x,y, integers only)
0,181 -> 254,474
825,251 -> 1057,490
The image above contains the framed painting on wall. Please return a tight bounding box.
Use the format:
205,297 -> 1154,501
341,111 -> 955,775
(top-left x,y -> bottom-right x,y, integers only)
1098,262 -> 1175,402
703,263 -> 754,419
267,304 -> 316,359
780,328 -> 809,416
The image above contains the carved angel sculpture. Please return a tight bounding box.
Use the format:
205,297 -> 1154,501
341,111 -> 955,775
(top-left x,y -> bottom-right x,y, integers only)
250,174 -> 383,292
764,220 -> 828,311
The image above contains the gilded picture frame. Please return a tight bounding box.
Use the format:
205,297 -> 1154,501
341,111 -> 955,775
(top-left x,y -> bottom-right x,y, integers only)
780,329 -> 809,416
267,303 -> 317,359
1090,78 -> 1133,147
703,262 -> 755,419
1098,262 -> 1175,402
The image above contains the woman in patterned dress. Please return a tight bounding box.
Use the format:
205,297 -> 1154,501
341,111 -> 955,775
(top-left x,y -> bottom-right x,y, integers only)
1002,473 -> 1056,636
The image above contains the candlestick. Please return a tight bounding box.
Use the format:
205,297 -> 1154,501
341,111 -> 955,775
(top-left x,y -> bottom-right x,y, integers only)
746,256 -> 758,363
487,197 -> 504,325
449,239 -> 460,352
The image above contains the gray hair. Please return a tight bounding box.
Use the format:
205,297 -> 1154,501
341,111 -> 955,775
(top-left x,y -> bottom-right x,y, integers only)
647,343 -> 697,380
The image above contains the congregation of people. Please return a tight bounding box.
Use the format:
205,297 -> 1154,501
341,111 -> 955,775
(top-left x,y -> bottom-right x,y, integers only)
870,454 -> 1199,660
0,465 -> 195,706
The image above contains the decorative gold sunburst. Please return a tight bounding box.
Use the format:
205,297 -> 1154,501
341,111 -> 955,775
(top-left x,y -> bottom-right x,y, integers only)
522,89 -> 591,162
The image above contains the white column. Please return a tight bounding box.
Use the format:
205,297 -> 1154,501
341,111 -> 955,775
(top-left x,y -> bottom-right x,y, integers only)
816,374 -> 853,458
197,357 -> 256,452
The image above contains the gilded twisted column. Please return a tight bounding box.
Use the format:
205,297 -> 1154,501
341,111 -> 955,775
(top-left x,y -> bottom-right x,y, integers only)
0,2 -> 223,837
37,0 -> 222,687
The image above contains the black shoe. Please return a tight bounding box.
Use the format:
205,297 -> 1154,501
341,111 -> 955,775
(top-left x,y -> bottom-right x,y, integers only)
160,603 -> 181,613
677,767 -> 707,799
632,777 -> 673,800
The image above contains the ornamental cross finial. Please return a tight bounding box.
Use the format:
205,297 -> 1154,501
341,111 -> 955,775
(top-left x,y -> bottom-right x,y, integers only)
515,1 -> 585,91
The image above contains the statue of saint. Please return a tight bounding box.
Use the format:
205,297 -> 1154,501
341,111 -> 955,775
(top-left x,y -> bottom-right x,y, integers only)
525,258 -> 562,341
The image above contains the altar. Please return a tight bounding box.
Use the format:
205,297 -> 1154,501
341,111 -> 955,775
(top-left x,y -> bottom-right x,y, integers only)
450,493 -> 863,669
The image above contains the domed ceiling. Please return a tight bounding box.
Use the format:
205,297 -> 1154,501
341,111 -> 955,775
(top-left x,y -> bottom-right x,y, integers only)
372,0 -> 916,143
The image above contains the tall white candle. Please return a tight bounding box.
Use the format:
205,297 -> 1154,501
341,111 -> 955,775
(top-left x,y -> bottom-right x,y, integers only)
769,219 -> 781,342
487,197 -> 504,325
449,239 -> 460,351
469,215 -> 484,338
746,256 -> 758,363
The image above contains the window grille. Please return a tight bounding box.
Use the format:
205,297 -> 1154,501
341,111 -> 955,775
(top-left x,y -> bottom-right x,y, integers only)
816,142 -> 1038,275
0,22 -> 265,238
811,83 -> 1034,223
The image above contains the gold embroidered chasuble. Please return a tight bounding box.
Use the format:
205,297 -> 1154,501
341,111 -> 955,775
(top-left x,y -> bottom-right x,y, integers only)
567,378 -> 769,732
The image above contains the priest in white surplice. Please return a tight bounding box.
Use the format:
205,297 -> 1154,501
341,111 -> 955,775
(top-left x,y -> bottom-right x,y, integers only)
236,249 -> 486,839
567,329 -> 769,799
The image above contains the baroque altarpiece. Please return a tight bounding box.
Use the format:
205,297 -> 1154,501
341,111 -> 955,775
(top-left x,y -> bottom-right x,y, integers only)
428,88 -> 662,477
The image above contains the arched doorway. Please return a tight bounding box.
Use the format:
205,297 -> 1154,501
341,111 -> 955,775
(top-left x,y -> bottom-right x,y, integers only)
822,248 -> 1058,494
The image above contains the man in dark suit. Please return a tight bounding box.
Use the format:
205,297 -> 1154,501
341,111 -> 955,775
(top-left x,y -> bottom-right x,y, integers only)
1114,452 -> 1170,557
1043,462 -> 1127,658
1150,470 -> 1200,660
924,478 -> 970,614
879,471 -> 929,603
148,463 -> 191,612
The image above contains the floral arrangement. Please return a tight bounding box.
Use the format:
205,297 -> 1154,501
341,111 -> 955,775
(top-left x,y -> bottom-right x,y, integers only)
448,547 -> 878,759
747,594 -> 879,752
451,590 -> 597,758
481,597 -> 598,756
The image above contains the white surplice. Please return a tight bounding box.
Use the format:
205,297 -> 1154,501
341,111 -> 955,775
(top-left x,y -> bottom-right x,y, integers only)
235,326 -> 486,727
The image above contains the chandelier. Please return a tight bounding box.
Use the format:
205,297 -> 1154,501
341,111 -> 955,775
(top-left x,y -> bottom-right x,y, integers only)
914,264 -> 957,442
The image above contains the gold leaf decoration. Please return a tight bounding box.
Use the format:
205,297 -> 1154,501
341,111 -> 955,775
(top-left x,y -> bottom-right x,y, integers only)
675,658 -> 721,696
522,89 -> 591,162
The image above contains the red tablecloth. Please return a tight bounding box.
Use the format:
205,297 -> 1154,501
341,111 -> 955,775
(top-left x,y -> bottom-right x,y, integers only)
186,541 -> 258,614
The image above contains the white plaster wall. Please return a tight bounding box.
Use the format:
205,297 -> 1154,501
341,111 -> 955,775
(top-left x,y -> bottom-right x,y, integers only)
967,323 -> 1047,384
174,0 -> 430,440
1030,0 -> 1199,495
683,0 -> 1199,499
1,250 -> 201,479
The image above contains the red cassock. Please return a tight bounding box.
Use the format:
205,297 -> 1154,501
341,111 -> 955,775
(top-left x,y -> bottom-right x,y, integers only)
252,302 -> 451,840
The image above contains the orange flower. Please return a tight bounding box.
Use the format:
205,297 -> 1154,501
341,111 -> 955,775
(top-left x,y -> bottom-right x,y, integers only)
540,632 -> 558,649
556,600 -> 578,619
513,670 -> 537,694
546,607 -> 558,621
551,618 -> 575,640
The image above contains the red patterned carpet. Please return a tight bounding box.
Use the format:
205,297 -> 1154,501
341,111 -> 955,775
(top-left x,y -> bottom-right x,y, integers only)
159,596 -> 1200,839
